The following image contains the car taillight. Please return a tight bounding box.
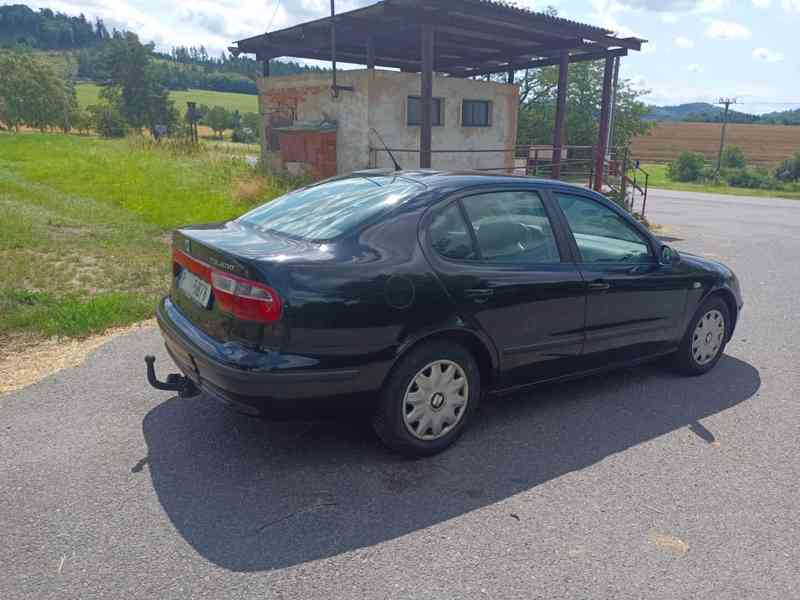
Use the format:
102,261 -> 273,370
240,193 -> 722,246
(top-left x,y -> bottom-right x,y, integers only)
173,248 -> 282,323
211,271 -> 282,323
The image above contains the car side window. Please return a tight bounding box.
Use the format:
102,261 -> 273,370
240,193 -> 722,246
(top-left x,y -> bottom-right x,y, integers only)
460,190 -> 561,263
428,203 -> 478,260
555,193 -> 653,263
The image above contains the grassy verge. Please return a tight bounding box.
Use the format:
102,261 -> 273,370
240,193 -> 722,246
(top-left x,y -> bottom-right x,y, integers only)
640,164 -> 800,200
0,132 -> 293,343
0,289 -> 154,338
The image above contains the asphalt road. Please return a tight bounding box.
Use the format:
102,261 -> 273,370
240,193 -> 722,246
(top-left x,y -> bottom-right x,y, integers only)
2,189 -> 798,599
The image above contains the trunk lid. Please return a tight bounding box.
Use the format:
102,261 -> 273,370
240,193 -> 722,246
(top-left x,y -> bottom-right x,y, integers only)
171,221 -> 323,349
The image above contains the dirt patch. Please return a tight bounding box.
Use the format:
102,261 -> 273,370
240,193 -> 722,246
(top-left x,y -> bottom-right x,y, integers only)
0,319 -> 156,396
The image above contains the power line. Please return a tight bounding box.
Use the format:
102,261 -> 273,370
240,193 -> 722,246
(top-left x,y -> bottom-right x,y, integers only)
266,0 -> 282,32
649,99 -> 800,106
734,102 -> 800,106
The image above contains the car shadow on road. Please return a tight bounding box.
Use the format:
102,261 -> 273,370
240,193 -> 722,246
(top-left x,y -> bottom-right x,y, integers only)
141,355 -> 759,573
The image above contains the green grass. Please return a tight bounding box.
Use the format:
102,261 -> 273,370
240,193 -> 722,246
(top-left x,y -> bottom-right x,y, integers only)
1,134 -> 265,228
75,82 -> 259,114
0,132 -> 292,342
641,164 -> 800,200
0,289 -> 154,338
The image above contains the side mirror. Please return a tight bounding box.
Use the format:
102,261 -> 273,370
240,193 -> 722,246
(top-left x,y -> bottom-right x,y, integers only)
661,245 -> 681,265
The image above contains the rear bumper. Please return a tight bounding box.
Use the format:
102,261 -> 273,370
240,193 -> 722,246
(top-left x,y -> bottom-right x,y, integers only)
155,297 -> 385,416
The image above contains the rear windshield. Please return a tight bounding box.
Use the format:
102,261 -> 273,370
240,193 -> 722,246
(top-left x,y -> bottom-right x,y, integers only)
238,176 -> 424,241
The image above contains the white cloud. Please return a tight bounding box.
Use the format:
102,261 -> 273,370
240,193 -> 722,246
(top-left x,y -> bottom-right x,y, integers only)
588,0 -> 642,38
782,0 -> 800,11
16,0 -> 373,54
685,63 -> 704,72
612,0 -> 722,12
753,47 -> 785,62
752,0 -> 772,7
674,36 -> 695,48
705,19 -> 753,40
627,74 -> 650,91
588,0 -> 722,39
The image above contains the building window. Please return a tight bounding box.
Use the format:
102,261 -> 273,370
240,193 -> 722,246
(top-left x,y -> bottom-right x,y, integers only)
462,100 -> 491,127
408,96 -> 444,127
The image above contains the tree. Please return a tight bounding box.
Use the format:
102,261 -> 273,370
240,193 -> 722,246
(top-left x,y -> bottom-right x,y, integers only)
0,51 -> 77,132
204,105 -> 232,139
72,109 -> 93,135
515,61 -> 653,150
96,32 -> 177,134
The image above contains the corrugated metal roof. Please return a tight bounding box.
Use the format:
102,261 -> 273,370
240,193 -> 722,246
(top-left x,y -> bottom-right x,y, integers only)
465,0 -> 613,35
234,0 -> 642,67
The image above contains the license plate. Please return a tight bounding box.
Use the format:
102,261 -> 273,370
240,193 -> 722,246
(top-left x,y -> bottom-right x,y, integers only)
178,270 -> 212,309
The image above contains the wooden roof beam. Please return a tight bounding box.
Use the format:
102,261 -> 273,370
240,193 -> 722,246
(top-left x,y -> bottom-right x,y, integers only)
448,47 -> 628,77
261,43 -> 421,71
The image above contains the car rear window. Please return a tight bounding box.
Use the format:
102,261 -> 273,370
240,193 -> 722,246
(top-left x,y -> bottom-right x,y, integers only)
238,176 -> 424,241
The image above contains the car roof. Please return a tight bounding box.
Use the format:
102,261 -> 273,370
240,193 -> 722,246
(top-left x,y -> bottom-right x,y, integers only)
349,169 -> 599,197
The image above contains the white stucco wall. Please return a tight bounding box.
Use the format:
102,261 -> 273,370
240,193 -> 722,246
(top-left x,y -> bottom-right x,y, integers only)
258,69 -> 519,176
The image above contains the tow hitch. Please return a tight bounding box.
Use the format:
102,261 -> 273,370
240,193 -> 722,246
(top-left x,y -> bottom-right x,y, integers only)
145,355 -> 200,398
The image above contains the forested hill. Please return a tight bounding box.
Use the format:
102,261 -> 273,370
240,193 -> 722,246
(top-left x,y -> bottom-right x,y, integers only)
0,4 -> 321,94
646,102 -> 800,126
0,4 -> 101,49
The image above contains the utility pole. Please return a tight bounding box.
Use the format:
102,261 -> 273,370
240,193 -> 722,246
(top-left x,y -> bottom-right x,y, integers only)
716,97 -> 737,174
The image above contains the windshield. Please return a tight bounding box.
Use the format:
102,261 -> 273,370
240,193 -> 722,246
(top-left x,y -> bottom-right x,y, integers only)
238,176 -> 424,241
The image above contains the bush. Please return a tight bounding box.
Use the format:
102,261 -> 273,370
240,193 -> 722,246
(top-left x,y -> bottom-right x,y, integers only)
721,145 -> 746,169
775,152 -> 800,182
668,152 -> 706,182
726,167 -> 780,190
231,127 -> 257,144
88,103 -> 128,138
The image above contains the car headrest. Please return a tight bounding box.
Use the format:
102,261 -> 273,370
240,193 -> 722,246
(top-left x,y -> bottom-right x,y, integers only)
476,221 -> 528,258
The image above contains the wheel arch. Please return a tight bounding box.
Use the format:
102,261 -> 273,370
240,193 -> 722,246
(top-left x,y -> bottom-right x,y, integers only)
704,287 -> 739,341
389,327 -> 499,391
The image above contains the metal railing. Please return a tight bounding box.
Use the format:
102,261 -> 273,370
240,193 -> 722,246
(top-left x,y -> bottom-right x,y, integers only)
368,144 -> 648,215
369,144 -> 624,178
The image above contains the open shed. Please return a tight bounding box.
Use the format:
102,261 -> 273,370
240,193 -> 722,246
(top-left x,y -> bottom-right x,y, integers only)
232,0 -> 644,190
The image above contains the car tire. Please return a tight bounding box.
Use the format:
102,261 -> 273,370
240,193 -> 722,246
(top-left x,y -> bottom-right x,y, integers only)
373,340 -> 481,458
673,296 -> 730,376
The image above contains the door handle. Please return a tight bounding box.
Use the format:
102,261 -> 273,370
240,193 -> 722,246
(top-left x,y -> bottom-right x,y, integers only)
465,288 -> 494,304
587,281 -> 611,292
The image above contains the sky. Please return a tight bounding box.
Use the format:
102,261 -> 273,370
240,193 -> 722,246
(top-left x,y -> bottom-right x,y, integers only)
10,0 -> 800,113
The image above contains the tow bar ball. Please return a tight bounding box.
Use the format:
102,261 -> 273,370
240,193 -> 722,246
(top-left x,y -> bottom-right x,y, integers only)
144,355 -> 200,398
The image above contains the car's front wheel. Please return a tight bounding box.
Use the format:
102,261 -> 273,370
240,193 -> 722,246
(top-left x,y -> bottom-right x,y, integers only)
673,296 -> 730,376
373,340 -> 480,457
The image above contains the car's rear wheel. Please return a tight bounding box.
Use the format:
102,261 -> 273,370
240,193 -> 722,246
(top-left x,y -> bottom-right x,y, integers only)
673,296 -> 730,376
373,340 -> 480,457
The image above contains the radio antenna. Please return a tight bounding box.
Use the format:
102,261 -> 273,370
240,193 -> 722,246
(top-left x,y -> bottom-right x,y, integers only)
370,128 -> 402,171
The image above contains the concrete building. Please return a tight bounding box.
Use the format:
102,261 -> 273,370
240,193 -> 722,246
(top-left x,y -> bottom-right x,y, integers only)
258,69 -> 519,177
233,0 -> 643,190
